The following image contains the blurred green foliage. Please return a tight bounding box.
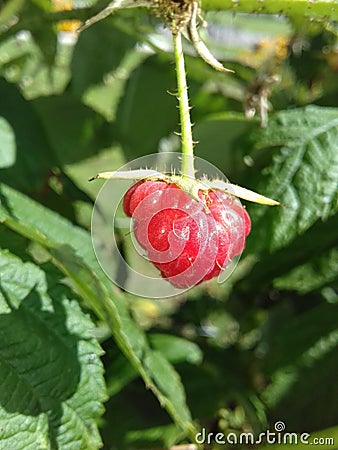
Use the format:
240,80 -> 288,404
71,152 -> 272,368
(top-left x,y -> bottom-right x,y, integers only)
0,0 -> 337,449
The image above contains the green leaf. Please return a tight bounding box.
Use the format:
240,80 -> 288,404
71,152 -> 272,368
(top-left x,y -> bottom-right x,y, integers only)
81,48 -> 147,121
241,212 -> 338,292
22,1 -> 57,65
144,351 -> 192,426
70,19 -> 137,98
0,251 -> 106,449
0,34 -> 71,99
260,301 -> 338,430
260,302 -> 338,374
69,17 -> 146,121
0,78 -> 56,192
0,0 -> 25,27
0,183 -> 197,439
115,55 -> 178,158
274,247 -> 338,293
0,117 -> 16,168
106,334 -> 202,397
0,224 -> 28,259
149,334 -> 203,365
32,93 -> 108,164
193,112 -> 257,180
247,106 -> 338,253
125,423 -> 185,449
52,246 -> 197,440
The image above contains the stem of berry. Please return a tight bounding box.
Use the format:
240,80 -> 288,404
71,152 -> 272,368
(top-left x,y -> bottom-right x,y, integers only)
172,29 -> 195,180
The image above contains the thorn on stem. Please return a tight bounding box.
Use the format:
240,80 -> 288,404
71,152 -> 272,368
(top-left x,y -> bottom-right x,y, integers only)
167,90 -> 179,96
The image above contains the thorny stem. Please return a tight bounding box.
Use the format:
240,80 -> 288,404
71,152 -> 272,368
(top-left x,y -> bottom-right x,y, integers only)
172,30 -> 195,179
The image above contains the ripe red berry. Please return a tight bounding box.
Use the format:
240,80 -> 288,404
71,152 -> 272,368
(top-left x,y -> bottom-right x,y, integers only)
123,180 -> 251,288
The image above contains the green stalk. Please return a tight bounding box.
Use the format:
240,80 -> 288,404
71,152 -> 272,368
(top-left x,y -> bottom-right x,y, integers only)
201,0 -> 338,20
172,30 -> 195,179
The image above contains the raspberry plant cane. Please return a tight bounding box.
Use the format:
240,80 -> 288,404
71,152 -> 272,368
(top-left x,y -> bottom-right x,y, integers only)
90,2 -> 280,290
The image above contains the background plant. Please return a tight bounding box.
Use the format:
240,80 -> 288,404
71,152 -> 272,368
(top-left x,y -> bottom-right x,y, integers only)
0,0 -> 337,449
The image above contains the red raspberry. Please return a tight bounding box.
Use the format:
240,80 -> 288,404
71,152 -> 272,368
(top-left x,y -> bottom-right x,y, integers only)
123,180 -> 251,288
